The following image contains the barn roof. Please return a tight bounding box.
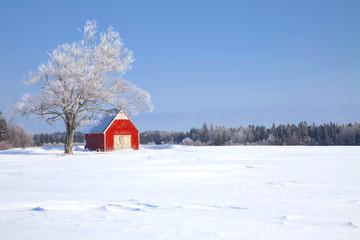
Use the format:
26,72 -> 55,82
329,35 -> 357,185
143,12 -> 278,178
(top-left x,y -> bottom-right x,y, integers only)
84,109 -> 140,134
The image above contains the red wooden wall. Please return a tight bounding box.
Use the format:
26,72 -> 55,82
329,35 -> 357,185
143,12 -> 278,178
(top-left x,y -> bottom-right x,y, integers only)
105,119 -> 139,151
85,133 -> 104,151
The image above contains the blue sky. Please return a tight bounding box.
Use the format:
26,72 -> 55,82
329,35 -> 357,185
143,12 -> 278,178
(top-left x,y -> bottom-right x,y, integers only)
0,0 -> 359,133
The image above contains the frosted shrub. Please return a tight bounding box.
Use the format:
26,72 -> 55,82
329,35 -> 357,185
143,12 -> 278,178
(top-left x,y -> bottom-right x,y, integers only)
182,137 -> 193,146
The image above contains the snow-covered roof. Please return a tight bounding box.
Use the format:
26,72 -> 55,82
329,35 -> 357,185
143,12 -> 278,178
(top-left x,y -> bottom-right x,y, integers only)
84,114 -> 115,134
84,109 -> 138,134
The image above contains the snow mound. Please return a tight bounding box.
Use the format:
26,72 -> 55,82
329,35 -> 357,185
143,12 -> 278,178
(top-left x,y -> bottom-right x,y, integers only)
141,144 -> 181,150
31,206 -> 46,212
0,146 -> 88,156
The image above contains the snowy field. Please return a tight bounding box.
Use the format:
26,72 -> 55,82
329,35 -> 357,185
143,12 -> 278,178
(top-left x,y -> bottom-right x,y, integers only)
0,145 -> 359,240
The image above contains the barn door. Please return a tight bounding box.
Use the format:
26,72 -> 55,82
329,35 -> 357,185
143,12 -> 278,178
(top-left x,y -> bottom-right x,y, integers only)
113,135 -> 131,150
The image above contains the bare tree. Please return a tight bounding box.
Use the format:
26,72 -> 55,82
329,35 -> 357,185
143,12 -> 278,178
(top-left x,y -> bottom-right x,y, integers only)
14,20 -> 153,154
7,123 -> 34,149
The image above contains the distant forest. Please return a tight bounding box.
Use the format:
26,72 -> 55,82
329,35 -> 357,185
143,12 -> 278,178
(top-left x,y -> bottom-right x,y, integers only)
33,132 -> 85,147
32,122 -> 360,146
141,122 -> 360,146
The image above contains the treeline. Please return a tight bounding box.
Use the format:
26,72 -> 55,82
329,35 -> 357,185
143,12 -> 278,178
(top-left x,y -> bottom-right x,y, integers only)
1,108 -> 360,149
141,122 -> 360,146
33,132 -> 84,146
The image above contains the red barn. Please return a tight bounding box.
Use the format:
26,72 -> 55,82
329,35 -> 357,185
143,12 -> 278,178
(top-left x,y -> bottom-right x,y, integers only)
84,109 -> 140,151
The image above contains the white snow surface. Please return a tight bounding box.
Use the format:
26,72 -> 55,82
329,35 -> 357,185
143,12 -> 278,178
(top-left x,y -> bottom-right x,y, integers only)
0,145 -> 359,240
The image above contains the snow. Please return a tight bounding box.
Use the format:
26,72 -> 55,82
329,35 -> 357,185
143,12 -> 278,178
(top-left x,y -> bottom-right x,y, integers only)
0,145 -> 359,239
83,112 -> 115,134
83,109 -> 137,134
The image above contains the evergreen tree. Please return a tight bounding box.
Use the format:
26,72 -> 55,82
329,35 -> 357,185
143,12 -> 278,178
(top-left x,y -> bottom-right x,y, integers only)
0,111 -> 9,142
201,123 -> 210,143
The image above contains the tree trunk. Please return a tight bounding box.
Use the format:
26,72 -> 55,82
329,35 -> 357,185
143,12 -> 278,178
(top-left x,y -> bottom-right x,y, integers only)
64,121 -> 75,155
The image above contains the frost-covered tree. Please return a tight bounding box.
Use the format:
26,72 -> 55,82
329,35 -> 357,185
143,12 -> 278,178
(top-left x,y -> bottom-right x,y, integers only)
15,20 -> 153,154
7,123 -> 34,149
